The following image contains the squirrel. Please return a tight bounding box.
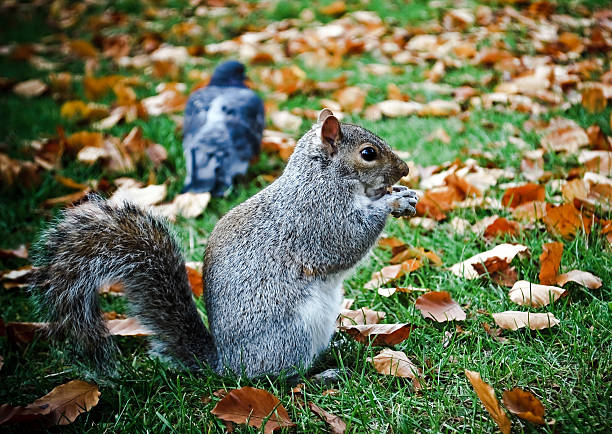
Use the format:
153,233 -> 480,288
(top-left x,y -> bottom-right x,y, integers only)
29,109 -> 418,378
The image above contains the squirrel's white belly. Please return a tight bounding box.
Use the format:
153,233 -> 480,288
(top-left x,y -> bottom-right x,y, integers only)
299,273 -> 345,360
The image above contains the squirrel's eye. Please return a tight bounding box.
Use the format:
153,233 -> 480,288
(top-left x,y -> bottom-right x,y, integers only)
360,146 -> 377,162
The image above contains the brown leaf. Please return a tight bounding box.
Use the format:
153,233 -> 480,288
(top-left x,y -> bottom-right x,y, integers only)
340,323 -> 415,346
543,203 -> 591,238
508,280 -> 566,308
483,217 -> 520,239
337,307 -> 386,327
512,201 -> 547,222
390,247 -> 441,266
541,120 -> 589,153
368,348 -> 422,387
539,242 -> 563,285
106,318 -> 152,336
562,178 -> 589,203
185,263 -> 204,297
418,100 -> 461,117
555,270 -> 602,289
13,79 -> 47,98
333,86 -> 366,113
464,370 -> 511,434
377,286 -> 429,297
364,259 -> 421,289
502,184 -> 545,208
210,387 -> 294,434
5,322 -> 46,344
492,311 -> 560,330
0,245 -> 28,259
415,291 -> 466,322
308,402 -> 346,434
0,380 -> 100,426
319,1 -> 346,16
152,192 -> 211,222
582,86 -> 607,113
502,388 -> 546,425
450,244 -> 528,279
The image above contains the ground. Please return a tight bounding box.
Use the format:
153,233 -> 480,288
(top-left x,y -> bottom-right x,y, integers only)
0,0 -> 611,432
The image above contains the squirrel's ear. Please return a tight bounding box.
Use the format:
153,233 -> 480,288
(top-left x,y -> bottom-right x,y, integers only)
318,108 -> 334,123
320,114 -> 341,156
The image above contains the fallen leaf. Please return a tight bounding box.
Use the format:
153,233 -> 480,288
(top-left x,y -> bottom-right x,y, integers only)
415,291 -> 466,322
555,270 -> 602,289
390,247 -> 442,266
340,323 -> 415,346
153,192 -> 211,221
109,184 -> 167,207
308,402 -> 346,434
333,86 -> 366,113
5,321 -> 46,344
562,178 -> 589,203
0,380 -> 100,426
364,259 -> 421,289
539,242 -> 563,285
13,79 -> 47,98
450,244 -> 528,279
508,280 -> 566,307
492,311 -> 560,330
464,370 -> 511,434
483,217 -> 520,239
185,263 -> 204,297
368,348 -> 422,385
511,201 -> 547,222
502,388 -> 546,425
337,307 -> 386,327
582,86 -> 606,113
541,119 -> 589,153
502,184 -> 545,208
106,318 -> 152,336
210,387 -> 294,434
377,100 -> 422,117
270,110 -> 303,132
543,203 -> 591,238
0,245 -> 28,259
418,100 -> 461,117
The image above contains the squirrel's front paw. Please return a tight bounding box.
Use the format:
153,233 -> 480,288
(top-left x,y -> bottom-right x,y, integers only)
387,186 -> 419,217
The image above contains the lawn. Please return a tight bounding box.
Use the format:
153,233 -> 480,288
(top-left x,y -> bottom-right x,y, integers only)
1,0 -> 611,432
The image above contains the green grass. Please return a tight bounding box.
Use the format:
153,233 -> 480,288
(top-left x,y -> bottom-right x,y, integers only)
1,0 -> 611,432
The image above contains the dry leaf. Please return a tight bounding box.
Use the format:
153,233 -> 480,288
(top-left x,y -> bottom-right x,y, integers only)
508,280 -> 566,307
483,217 -> 520,239
153,192 -> 211,221
562,178 -> 588,203
185,263 -> 204,297
333,86 -> 366,113
464,370 -> 511,434
377,286 -> 429,297
0,245 -> 28,259
13,79 -> 47,98
450,244 -> 528,279
502,388 -> 546,425
0,380 -> 100,426
543,203 -> 591,238
377,100 -> 422,117
106,318 -> 152,336
5,321 -> 46,344
512,201 -> 547,222
390,247 -> 441,266
337,307 -> 386,327
210,387 -> 294,434
539,242 -> 563,285
492,311 -> 560,330
418,100 -> 461,117
270,110 -> 302,132
582,86 -> 606,113
340,323 -> 415,346
415,291 -> 466,322
555,270 -> 602,289
308,402 -> 346,434
502,184 -> 545,208
109,184 -> 167,207
541,120 -> 589,153
364,259 -> 421,289
368,348 -> 422,385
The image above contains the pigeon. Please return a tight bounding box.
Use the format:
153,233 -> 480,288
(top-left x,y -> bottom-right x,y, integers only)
182,60 -> 265,196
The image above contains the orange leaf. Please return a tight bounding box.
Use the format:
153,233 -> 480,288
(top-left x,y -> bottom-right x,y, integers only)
415,291 -> 466,322
308,402 -> 346,434
210,387 -> 294,434
582,86 -> 607,113
543,203 -> 591,238
464,370 -> 511,434
502,388 -> 546,425
319,1 -> 346,16
483,217 -> 520,239
185,264 -> 204,297
333,86 -> 366,113
364,259 -> 421,289
340,323 -> 415,346
538,242 -> 563,285
502,184 -> 545,208
368,348 -> 422,387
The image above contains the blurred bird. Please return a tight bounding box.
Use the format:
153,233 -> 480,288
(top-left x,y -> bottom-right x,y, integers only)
182,60 -> 265,196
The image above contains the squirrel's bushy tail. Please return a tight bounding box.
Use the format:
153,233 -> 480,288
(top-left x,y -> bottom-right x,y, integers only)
29,196 -> 217,373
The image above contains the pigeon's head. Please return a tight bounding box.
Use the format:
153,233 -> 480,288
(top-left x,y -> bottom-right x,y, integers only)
209,60 -> 247,87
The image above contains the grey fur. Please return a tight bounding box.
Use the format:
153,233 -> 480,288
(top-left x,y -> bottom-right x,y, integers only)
30,115 -> 417,378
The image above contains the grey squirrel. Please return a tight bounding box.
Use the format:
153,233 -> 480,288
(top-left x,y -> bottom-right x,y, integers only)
29,109 -> 418,378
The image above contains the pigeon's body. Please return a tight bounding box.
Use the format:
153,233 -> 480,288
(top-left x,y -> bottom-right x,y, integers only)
182,61 -> 265,196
